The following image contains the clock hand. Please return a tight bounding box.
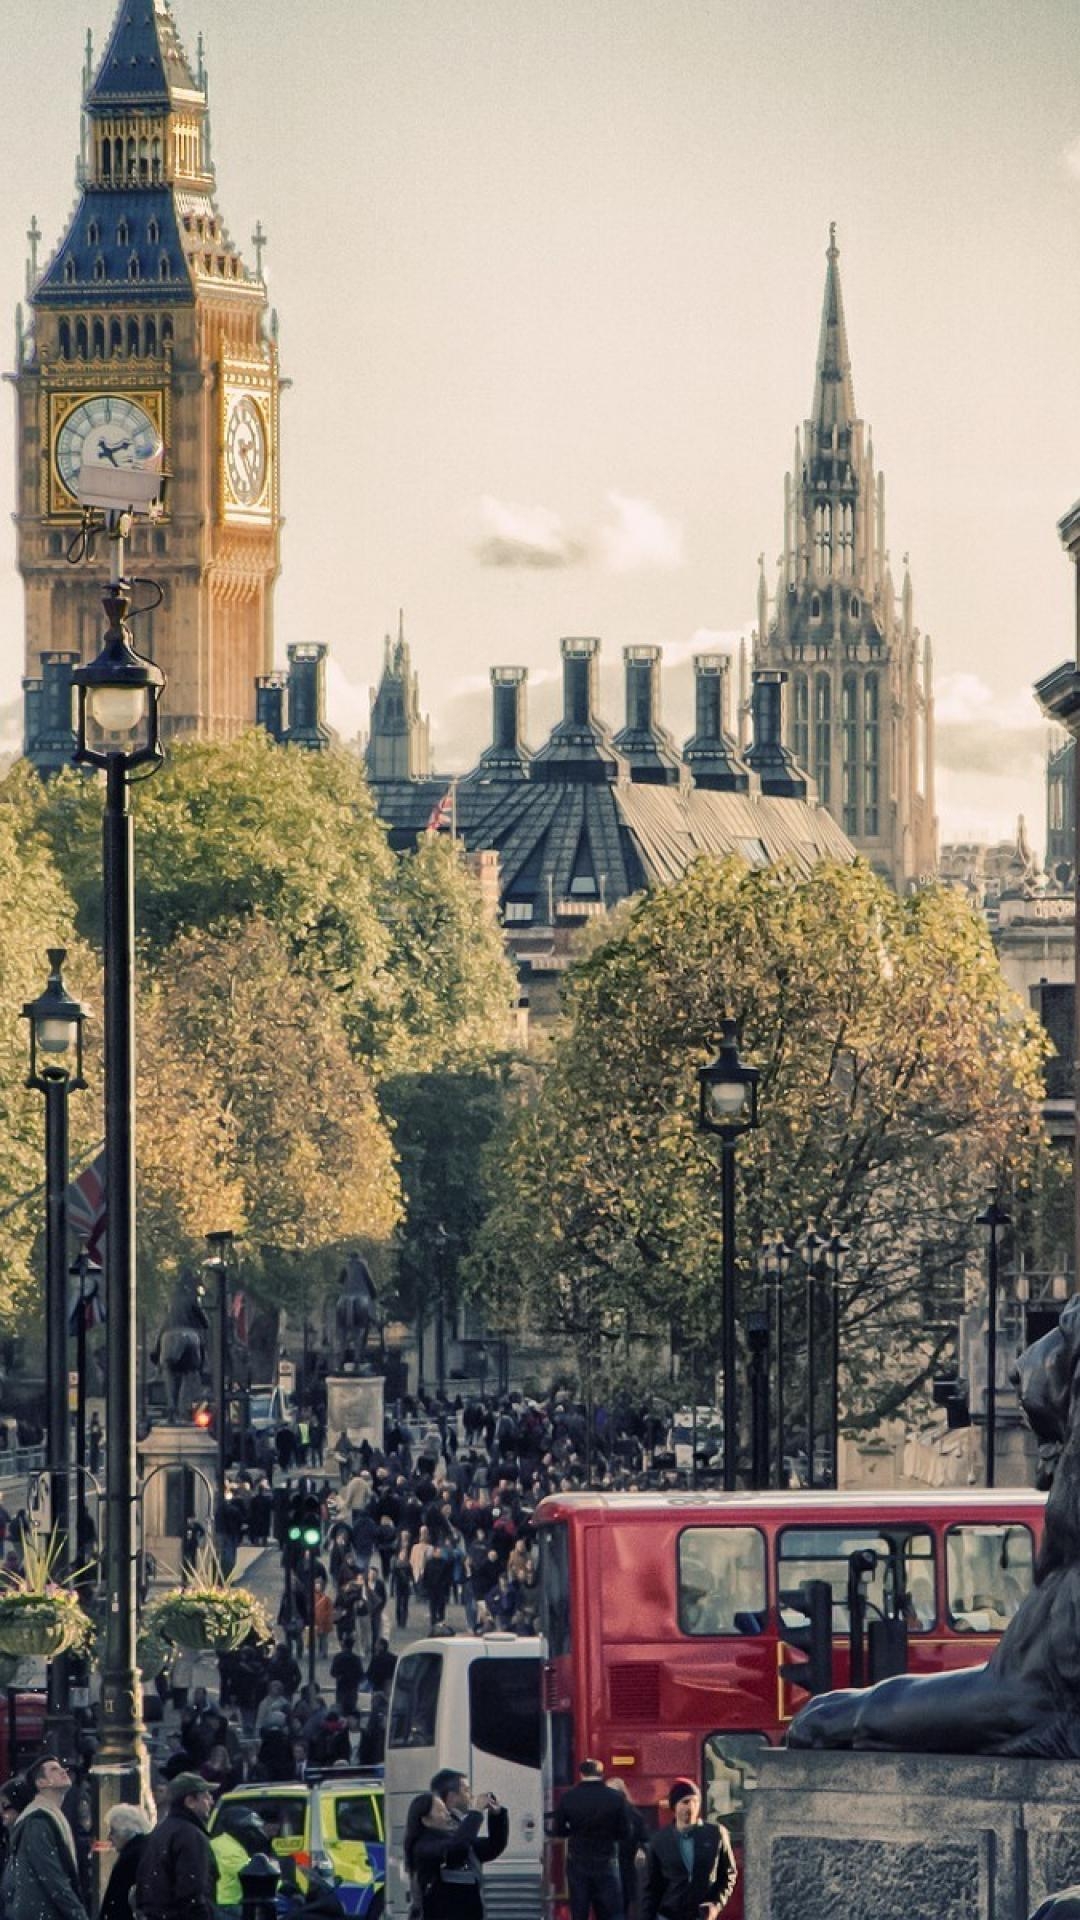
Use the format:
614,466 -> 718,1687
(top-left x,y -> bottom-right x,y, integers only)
97,437 -> 132,467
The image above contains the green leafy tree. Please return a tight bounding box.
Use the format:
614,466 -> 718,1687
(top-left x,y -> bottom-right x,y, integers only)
136,915 -> 401,1320
466,859 -> 1048,1431
379,833 -> 517,1074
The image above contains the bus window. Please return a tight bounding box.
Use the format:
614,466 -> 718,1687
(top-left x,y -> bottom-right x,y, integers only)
469,1657 -> 542,1771
388,1650 -> 442,1749
702,1732 -> 768,1847
538,1525 -> 571,1656
778,1527 -> 935,1632
678,1528 -> 766,1635
945,1525 -> 1033,1632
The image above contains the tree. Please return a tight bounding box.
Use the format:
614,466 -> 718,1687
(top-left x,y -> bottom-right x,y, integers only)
0,773 -> 99,1326
465,859 -> 1048,1430
136,915 -> 401,1320
378,833 -> 517,1075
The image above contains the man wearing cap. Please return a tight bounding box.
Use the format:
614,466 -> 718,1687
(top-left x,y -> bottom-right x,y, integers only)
6,1754 -> 88,1920
135,1773 -> 218,1920
553,1757 -> 633,1920
640,1780 -> 735,1920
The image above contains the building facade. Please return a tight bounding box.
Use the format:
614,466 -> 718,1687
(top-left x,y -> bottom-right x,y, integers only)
15,0 -> 281,766
756,229 -> 937,890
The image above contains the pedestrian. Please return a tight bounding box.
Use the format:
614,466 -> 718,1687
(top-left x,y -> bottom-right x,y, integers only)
99,1807 -> 152,1920
554,1757 -> 632,1920
404,1777 -> 507,1920
330,1640 -> 365,1717
363,1564 -> 387,1650
390,1539 -> 413,1630
639,1779 -> 735,1920
421,1546 -> 453,1634
135,1772 -> 219,1920
313,1577 -> 334,1658
606,1779 -> 646,1920
5,1754 -> 88,1920
210,1806 -> 267,1920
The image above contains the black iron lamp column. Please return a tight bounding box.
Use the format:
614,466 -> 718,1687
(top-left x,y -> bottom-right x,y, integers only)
825,1233 -> 851,1491
976,1197 -> 1010,1489
72,570 -> 164,1828
798,1225 -> 826,1488
23,948 -> 87,1755
697,1018 -> 761,1493
205,1231 -> 235,1517
759,1234 -> 792,1488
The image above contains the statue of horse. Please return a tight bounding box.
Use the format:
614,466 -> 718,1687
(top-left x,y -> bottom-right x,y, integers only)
150,1269 -> 210,1421
335,1252 -> 384,1373
788,1294 -> 1080,1754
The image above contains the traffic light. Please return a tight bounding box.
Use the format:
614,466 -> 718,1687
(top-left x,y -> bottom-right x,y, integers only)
779,1578 -> 833,1697
287,1491 -> 321,1551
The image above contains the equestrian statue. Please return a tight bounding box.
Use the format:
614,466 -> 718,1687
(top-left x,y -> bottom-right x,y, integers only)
150,1269 -> 210,1421
335,1251 -> 384,1373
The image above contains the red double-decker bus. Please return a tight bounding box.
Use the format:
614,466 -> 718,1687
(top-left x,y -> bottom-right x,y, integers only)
532,1488 -> 1044,1919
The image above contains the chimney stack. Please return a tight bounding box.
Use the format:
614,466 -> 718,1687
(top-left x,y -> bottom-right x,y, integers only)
532,638 -> 625,784
745,669 -> 811,799
256,671 -> 288,743
614,646 -> 682,784
475,667 -> 531,781
682,655 -> 751,793
285,643 -> 333,751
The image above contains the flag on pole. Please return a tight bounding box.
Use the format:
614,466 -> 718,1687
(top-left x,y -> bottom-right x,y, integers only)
66,1151 -> 106,1265
425,785 -> 455,834
230,1288 -> 251,1347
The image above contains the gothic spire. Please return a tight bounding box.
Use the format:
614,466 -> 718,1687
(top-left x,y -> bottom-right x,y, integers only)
811,222 -> 857,443
86,0 -> 199,111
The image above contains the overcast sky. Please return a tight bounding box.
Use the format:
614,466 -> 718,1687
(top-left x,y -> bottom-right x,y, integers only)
3,0 -> 1080,854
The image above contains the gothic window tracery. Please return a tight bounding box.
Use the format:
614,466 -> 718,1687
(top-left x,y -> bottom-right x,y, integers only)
813,502 -> 832,575
815,673 -> 832,805
92,318 -> 105,358
864,673 -> 880,835
75,318 -> 88,356
793,673 -> 809,769
842,673 -> 858,835
58,320 -> 71,359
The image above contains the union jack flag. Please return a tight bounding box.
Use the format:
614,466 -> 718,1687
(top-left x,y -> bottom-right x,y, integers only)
66,1151 -> 106,1266
425,785 -> 455,834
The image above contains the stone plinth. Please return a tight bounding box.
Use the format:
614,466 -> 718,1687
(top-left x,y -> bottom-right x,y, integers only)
745,1750 -> 1080,1920
325,1373 -> 384,1450
137,1423 -> 217,1581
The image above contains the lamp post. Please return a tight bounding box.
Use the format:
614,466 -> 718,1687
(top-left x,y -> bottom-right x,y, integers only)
825,1233 -> 850,1490
23,948 -> 87,1755
72,558 -> 164,1830
759,1234 -> 792,1488
205,1231 -> 235,1516
697,1018 -> 761,1493
798,1225 -> 826,1488
976,1197 -> 1011,1489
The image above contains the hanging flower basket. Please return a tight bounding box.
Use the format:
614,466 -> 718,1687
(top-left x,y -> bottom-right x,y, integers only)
0,1533 -> 94,1659
144,1544 -> 272,1655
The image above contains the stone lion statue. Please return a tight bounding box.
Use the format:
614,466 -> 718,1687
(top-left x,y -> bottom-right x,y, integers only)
789,1294 -> 1080,1754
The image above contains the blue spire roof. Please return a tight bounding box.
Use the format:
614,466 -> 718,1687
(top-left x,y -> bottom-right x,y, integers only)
86,0 -> 199,111
34,189 -> 195,305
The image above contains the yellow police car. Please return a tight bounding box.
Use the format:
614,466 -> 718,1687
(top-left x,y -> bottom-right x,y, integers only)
210,1769 -> 385,1918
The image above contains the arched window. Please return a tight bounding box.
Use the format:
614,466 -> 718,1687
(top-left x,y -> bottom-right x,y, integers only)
151,136 -> 162,182
93,254 -> 106,282
75,318 -> 88,357
117,219 -> 129,246
792,672 -> 809,770
110,317 -> 123,355
126,136 -> 136,179
127,317 -> 140,356
148,218 -> 160,244
841,673 -> 858,835
58,319 -> 71,359
144,318 -> 157,356
128,253 -> 141,281
139,137 -> 149,184
813,501 -> 832,575
814,673 -> 832,806
810,594 -> 821,620
850,596 -> 860,618
863,673 -> 880,835
159,253 -> 170,280
64,258 -> 76,285
100,141 -> 111,182
162,317 -> 173,345
92,318 -> 105,358
87,220 -> 100,245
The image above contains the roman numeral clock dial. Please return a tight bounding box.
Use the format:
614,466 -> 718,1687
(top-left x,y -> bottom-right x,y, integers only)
225,394 -> 269,511
54,394 -> 160,502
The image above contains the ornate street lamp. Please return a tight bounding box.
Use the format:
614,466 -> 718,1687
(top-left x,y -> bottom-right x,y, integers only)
825,1233 -> 851,1490
976,1196 -> 1011,1489
698,1018 -> 761,1492
204,1231 -> 236,1515
23,948 -> 87,1755
73,571 -> 165,1830
758,1234 -> 792,1488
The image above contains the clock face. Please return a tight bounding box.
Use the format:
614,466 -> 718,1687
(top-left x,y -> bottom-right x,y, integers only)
226,395 -> 268,507
55,394 -> 159,498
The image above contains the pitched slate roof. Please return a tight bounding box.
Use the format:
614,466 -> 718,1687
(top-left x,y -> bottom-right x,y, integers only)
86,0 -> 198,111
35,189 -> 194,304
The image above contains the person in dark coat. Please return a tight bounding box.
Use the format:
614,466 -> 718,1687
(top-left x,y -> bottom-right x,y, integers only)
135,1772 -> 218,1920
640,1780 -> 735,1920
7,1755 -> 88,1920
99,1806 -> 152,1920
404,1782 -> 507,1920
554,1758 -> 633,1920
607,1778 -> 646,1920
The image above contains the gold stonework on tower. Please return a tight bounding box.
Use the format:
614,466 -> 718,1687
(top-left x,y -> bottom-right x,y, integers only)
14,0 -> 282,755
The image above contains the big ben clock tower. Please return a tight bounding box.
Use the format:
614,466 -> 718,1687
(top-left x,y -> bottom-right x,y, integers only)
14,0 -> 281,761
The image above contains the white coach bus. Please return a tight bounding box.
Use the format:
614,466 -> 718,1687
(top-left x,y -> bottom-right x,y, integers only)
383,1633 -> 542,1920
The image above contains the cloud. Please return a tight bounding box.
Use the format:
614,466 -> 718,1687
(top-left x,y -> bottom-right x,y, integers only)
1063,134 -> 1080,181
933,671 -> 1048,778
599,491 -> 684,573
473,496 -> 587,570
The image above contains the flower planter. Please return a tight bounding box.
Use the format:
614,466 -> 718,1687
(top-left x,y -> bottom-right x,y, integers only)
0,1601 -> 80,1658
149,1589 -> 270,1654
